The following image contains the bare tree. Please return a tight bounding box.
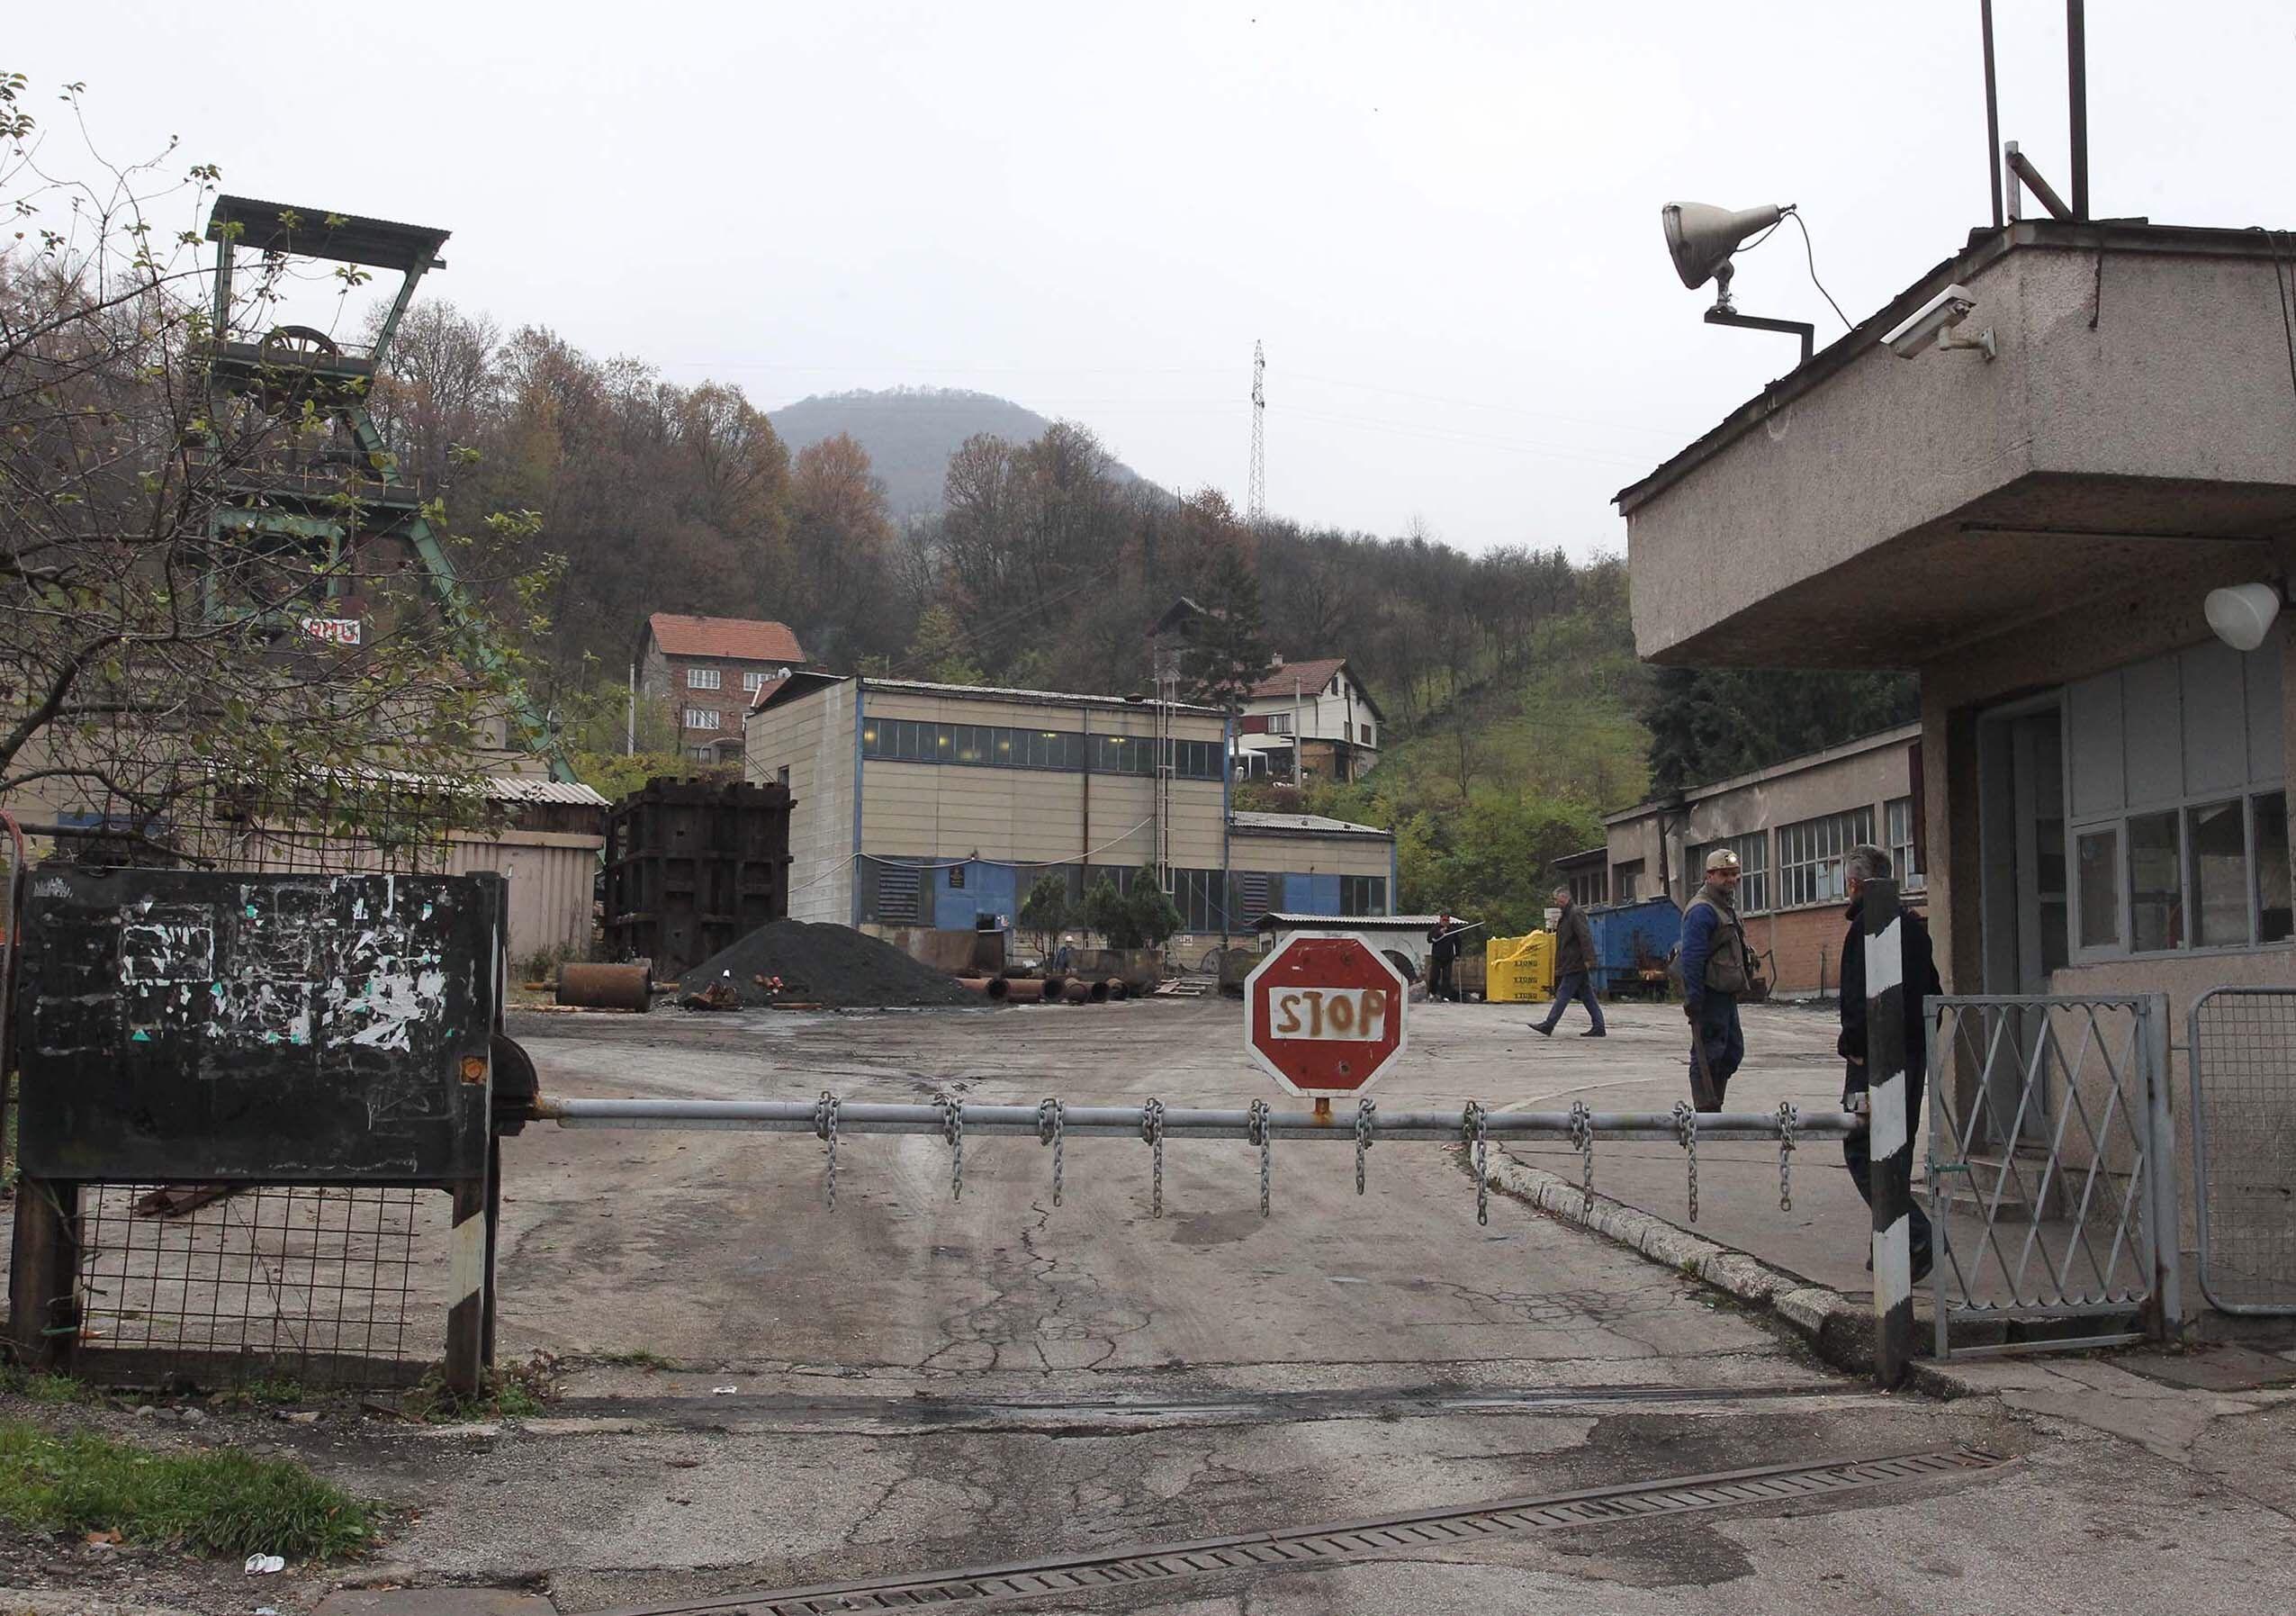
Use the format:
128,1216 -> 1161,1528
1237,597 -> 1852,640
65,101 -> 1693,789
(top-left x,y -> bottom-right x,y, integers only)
0,75 -> 557,847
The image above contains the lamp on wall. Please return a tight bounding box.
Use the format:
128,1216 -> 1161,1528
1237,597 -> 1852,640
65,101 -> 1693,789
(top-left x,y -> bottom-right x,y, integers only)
2204,582 -> 2286,653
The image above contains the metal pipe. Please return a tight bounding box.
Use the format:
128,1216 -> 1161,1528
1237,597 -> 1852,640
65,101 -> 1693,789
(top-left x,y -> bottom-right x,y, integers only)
2067,0 -> 2088,220
532,1096 -> 1862,1141
1981,0 -> 2003,228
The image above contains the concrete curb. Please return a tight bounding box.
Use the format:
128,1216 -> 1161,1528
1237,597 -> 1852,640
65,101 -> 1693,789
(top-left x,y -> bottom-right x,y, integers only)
1487,1151 -> 1876,1376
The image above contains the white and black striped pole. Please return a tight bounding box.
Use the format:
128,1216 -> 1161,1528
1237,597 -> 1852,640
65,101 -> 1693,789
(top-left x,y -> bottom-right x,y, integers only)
1863,877 -> 1913,1388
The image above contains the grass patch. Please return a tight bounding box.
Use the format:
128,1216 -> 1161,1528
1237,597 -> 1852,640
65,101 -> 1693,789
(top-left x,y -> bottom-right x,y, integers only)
591,1349 -> 673,1371
0,1368 -> 95,1405
403,1351 -> 560,1423
0,1421 -> 372,1559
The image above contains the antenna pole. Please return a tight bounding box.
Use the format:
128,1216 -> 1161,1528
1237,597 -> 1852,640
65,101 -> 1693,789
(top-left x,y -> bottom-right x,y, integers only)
1247,341 -> 1266,524
2066,0 -> 2089,220
1981,0 -> 2003,228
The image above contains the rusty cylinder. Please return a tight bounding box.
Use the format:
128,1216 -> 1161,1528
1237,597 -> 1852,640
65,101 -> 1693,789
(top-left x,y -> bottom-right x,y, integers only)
1103,978 -> 1129,1000
1058,979 -> 1092,1005
1039,973 -> 1067,998
1004,978 -> 1048,1003
955,976 -> 1012,1000
556,962 -> 653,1013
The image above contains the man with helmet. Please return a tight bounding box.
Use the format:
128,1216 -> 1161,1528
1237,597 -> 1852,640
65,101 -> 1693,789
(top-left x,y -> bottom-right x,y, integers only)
1678,847 -> 1758,1110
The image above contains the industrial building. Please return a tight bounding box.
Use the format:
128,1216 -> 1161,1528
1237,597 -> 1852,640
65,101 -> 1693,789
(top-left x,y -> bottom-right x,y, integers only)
1617,216 -> 2292,1022
1572,723 -> 1923,997
743,673 -> 1395,951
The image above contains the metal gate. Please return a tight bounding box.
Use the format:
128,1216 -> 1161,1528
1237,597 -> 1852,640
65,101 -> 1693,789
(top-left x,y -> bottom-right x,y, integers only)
2190,987 -> 2296,1314
1925,995 -> 2177,1357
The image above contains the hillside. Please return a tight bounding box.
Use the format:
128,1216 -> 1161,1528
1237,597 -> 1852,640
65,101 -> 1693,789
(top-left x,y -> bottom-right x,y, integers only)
768,387 -> 1144,520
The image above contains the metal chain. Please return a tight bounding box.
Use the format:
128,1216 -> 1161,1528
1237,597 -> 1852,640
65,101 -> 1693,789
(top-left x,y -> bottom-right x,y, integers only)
1671,1099 -> 1698,1223
1777,1100 -> 1798,1213
813,1089 -> 841,1210
1036,1097 -> 1064,1207
1355,1097 -> 1376,1196
1568,1100 -> 1595,1222
1248,1098 -> 1272,1217
936,1092 -> 965,1200
1141,1097 -> 1166,1218
1463,1100 -> 1490,1226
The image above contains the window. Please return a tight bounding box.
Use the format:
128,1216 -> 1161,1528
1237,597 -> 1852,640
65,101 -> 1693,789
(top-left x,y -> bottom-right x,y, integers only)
2076,828 -> 2121,950
1691,831 -> 1770,914
683,707 -> 723,730
1565,868 -> 1607,908
743,671 -> 766,693
687,667 -> 721,690
2064,635 -> 2286,955
1776,808 -> 1874,909
1886,797 -> 1924,891
2257,791 -> 2292,944
687,745 -> 715,763
1359,723 -> 1372,745
2129,810 -> 2183,952
775,765 -> 790,787
1340,874 -> 1388,916
1266,713 -> 1293,736
860,718 -> 1220,776
1613,860 -> 1643,903
2188,799 -> 2248,949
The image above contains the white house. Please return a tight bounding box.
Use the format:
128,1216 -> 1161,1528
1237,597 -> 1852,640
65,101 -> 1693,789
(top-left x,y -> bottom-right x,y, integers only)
1236,656 -> 1382,784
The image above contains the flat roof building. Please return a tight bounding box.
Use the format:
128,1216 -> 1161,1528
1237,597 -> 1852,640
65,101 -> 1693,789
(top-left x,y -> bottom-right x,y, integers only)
1618,217 -> 2292,1017
745,673 -> 1395,949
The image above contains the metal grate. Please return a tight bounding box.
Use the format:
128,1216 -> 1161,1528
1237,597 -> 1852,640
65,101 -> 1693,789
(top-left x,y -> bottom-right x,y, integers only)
586,1449 -> 2008,1616
71,1182 -> 439,1386
2191,988 -> 2296,1314
1927,996 -> 2161,1354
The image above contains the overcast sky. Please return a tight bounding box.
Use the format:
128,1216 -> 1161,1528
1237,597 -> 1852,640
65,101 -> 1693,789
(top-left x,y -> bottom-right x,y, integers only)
13,3 -> 2293,554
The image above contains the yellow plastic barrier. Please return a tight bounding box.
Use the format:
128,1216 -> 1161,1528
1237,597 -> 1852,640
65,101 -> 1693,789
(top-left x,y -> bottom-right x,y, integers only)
1484,930 -> 1555,1004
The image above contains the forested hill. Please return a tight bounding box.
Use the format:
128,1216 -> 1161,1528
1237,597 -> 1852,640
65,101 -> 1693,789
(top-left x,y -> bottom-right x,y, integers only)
769,387 -> 1144,519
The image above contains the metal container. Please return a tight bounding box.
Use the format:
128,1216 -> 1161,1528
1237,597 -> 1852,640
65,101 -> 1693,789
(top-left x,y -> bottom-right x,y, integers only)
557,962 -> 653,1013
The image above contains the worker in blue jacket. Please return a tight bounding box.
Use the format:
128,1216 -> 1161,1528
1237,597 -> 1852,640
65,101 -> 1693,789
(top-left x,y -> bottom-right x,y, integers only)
1679,847 -> 1756,1110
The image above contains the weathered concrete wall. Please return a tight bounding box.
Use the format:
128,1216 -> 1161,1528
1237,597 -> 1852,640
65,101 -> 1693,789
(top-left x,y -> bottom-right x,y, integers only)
744,685 -> 854,925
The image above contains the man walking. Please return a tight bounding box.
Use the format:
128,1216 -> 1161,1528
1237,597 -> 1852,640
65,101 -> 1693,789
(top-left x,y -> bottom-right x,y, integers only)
1679,848 -> 1754,1110
1531,885 -> 1605,1037
1838,844 -> 1941,1284
1427,913 -> 1463,1003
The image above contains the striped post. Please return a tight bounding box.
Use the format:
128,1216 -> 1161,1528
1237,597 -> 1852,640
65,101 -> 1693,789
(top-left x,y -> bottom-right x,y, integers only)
1863,878 -> 1913,1388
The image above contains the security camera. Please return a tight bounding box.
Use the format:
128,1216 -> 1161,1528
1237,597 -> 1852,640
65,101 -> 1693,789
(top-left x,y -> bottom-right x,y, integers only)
1881,284 -> 1994,360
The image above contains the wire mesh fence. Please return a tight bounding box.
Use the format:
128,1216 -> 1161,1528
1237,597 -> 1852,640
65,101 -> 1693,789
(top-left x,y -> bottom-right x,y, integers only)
1926,996 -> 2165,1356
9,781 -> 486,1389
2191,988 -> 2296,1315
68,1183 -> 446,1387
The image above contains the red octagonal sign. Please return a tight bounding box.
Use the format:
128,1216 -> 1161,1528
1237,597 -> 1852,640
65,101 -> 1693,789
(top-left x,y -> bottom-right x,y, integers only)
1244,932 -> 1409,1097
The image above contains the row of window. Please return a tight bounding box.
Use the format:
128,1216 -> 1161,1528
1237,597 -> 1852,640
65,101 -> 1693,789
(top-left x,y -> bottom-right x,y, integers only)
858,859 -> 1387,931
685,666 -> 769,693
860,718 -> 1224,781
2075,790 -> 2291,954
1684,799 -> 1924,916
683,708 -> 724,730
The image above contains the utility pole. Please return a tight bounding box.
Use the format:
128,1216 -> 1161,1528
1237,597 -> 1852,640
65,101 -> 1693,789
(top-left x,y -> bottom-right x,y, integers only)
1247,340 -> 1266,524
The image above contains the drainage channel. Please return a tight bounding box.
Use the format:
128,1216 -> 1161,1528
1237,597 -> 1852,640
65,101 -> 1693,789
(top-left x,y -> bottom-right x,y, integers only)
584,1447 -> 2009,1616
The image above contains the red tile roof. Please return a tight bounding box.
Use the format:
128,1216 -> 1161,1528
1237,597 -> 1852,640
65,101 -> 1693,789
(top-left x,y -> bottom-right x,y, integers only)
1248,657 -> 1347,700
646,613 -> 806,664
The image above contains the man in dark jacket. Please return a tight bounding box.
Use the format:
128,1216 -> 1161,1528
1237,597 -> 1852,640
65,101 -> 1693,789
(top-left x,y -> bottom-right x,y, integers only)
1838,844 -> 1941,1284
1679,848 -> 1751,1109
1427,913 -> 1463,1002
1531,886 -> 1605,1037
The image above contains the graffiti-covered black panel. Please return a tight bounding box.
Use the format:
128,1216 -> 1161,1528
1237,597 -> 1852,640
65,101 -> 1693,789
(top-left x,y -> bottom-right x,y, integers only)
17,868 -> 505,1183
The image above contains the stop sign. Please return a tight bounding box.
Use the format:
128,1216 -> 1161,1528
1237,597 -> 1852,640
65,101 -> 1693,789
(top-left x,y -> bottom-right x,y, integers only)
1244,932 -> 1409,1097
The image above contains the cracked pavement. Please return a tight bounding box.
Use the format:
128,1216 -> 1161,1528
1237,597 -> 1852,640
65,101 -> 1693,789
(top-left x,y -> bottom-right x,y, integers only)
57,997 -> 2296,1614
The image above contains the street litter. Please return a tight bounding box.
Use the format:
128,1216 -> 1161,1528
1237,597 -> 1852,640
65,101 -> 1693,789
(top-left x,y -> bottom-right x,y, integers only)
244,1554 -> 285,1575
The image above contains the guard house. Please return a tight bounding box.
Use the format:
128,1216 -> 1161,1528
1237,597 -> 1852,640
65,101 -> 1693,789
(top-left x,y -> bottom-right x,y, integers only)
1616,219 -> 2294,1022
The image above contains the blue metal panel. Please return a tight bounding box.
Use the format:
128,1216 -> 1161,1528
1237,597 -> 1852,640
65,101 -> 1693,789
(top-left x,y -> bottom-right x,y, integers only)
932,864 -> 977,930
971,862 -> 1019,929
1281,873 -> 1343,916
